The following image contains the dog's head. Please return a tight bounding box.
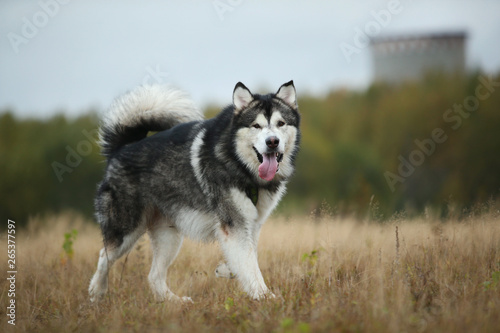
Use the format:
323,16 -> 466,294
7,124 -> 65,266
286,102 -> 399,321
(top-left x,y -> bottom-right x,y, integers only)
232,81 -> 300,182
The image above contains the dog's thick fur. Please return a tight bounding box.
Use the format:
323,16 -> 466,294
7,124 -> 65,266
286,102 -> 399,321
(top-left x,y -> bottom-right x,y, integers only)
89,82 -> 300,302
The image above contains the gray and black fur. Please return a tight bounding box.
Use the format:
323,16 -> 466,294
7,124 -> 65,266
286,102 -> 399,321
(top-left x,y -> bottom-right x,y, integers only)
89,81 -> 300,302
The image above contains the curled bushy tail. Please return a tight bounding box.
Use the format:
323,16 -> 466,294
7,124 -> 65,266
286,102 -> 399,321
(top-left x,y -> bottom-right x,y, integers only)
99,85 -> 203,157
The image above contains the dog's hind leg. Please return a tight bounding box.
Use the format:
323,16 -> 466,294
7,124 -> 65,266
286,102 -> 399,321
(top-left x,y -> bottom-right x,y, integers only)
147,222 -> 192,303
89,226 -> 145,302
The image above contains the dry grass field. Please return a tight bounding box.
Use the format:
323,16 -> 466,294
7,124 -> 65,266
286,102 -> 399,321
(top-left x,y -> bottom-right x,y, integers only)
1,211 -> 500,332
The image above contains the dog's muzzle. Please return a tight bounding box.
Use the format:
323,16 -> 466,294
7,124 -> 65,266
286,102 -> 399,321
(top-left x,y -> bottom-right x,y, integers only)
253,147 -> 283,181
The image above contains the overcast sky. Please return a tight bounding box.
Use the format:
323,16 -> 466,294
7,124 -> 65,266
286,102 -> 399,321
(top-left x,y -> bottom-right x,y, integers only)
1,0 -> 500,118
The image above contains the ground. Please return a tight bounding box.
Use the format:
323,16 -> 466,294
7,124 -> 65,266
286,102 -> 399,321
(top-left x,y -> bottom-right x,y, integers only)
1,212 -> 499,332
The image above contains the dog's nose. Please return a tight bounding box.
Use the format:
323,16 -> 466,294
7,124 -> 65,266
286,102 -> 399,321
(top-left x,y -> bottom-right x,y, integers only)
266,136 -> 280,149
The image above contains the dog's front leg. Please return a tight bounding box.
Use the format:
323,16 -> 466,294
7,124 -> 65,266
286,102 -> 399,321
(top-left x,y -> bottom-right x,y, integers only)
217,226 -> 272,299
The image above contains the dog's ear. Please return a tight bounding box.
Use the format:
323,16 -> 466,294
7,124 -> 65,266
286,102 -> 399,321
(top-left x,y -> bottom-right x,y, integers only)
233,82 -> 254,113
276,80 -> 297,108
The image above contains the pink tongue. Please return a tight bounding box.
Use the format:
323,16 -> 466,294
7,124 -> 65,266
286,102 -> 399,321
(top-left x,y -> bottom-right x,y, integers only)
258,153 -> 278,181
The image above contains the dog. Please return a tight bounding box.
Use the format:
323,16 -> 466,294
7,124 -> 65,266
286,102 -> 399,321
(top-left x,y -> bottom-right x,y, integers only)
88,81 -> 300,302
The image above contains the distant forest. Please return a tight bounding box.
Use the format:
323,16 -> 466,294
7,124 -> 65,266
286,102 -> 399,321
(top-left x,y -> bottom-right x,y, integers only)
2,72 -> 500,226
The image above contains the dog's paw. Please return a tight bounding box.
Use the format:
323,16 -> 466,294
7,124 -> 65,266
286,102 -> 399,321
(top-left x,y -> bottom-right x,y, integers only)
89,293 -> 103,303
249,289 -> 276,300
179,296 -> 194,304
265,292 -> 276,299
88,280 -> 107,303
255,293 -> 276,300
168,294 -> 194,304
88,294 -> 102,303
215,261 -> 235,279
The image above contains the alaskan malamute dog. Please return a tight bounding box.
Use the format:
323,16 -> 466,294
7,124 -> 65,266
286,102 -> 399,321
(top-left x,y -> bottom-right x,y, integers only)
89,81 -> 300,302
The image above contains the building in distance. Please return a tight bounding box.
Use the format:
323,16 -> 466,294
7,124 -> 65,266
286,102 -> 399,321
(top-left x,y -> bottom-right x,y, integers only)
370,31 -> 467,84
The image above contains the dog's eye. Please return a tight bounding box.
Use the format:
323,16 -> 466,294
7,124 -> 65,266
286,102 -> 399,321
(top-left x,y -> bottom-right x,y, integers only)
277,121 -> 286,127
252,124 -> 261,129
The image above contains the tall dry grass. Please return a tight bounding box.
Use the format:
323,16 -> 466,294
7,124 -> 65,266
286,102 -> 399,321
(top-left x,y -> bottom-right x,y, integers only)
1,212 -> 500,332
